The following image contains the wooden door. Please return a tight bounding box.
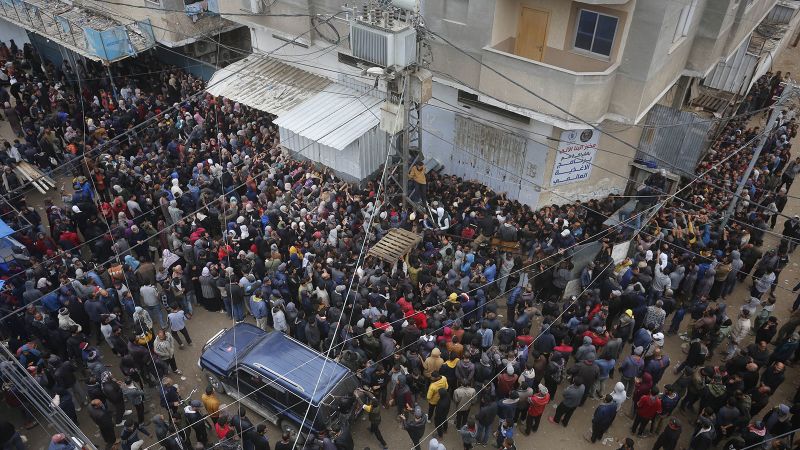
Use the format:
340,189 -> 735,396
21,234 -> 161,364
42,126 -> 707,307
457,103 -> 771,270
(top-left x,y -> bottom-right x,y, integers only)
514,7 -> 548,61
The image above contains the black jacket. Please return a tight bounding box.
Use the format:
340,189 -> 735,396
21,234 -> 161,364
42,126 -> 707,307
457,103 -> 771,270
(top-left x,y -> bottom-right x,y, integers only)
476,401 -> 498,426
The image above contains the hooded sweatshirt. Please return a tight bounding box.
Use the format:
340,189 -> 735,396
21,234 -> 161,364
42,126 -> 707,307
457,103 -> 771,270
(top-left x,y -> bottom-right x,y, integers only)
575,336 -> 597,362
611,382 -> 627,410
428,438 -> 446,450
423,348 -> 444,378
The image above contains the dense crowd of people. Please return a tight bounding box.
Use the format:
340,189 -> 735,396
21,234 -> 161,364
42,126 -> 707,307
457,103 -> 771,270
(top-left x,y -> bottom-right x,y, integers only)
0,40 -> 798,450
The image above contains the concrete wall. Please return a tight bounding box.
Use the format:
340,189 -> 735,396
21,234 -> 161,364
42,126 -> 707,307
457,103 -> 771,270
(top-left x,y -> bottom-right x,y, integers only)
725,0 -> 778,56
0,18 -> 30,49
537,123 -> 642,205
78,0 -> 235,47
687,0 -> 778,75
478,48 -> 618,123
422,82 -> 551,206
424,0 -> 496,89
248,27 -> 362,81
222,0 -> 312,42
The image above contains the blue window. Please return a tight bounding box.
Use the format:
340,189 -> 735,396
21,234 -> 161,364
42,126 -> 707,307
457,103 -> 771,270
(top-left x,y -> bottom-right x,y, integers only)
574,10 -> 618,57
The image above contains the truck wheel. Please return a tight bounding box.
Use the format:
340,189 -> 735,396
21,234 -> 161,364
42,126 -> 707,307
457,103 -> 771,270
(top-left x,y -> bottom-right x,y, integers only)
207,374 -> 226,394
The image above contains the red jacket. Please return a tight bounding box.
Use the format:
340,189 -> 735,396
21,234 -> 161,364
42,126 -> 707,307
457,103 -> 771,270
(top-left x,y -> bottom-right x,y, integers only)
636,394 -> 662,419
59,230 -> 81,247
582,330 -> 609,348
411,310 -> 428,330
527,393 -> 550,416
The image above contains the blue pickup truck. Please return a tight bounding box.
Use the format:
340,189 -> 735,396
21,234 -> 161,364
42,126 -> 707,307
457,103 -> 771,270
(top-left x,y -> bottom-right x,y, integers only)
198,323 -> 359,439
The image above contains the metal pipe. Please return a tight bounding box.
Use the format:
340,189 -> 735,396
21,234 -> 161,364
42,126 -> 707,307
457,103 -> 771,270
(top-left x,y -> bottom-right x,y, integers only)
720,81 -> 796,230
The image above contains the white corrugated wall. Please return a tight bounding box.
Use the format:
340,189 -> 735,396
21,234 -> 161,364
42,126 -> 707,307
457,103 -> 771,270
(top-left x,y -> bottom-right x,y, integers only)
279,125 -> 388,182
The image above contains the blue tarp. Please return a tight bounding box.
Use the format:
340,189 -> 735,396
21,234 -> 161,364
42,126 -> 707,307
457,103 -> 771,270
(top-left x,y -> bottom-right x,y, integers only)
55,15 -> 71,35
135,19 -> 155,46
83,25 -> 134,62
0,219 -> 13,239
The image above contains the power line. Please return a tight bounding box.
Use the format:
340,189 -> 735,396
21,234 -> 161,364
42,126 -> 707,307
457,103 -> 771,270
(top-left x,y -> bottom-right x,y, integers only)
0,11 -> 368,318
413,94 -> 773,443
424,91 -> 800,222
419,120 -> 800,298
143,205 -> 658,450
73,0 -> 322,17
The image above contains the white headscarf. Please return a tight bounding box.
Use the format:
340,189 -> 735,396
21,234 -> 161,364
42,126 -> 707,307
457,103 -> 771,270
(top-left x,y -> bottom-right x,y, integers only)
162,249 -> 179,269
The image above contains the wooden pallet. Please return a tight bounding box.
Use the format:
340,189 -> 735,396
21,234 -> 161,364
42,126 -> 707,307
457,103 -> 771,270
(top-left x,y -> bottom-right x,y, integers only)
13,161 -> 55,194
691,94 -> 729,114
367,228 -> 423,263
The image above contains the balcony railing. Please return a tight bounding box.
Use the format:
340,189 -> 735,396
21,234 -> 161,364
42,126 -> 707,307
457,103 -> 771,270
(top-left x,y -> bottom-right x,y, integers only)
479,44 -> 619,122
0,0 -> 154,62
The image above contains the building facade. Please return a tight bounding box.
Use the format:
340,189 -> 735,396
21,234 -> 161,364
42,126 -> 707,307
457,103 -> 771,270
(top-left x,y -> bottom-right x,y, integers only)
9,0 -> 787,207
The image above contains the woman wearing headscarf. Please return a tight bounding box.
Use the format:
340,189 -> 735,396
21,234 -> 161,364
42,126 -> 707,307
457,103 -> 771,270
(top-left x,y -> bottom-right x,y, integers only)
161,249 -> 181,272
199,266 -> 222,312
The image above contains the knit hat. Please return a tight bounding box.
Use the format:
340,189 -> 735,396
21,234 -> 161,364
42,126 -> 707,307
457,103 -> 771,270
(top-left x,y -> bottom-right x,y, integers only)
634,346 -> 643,355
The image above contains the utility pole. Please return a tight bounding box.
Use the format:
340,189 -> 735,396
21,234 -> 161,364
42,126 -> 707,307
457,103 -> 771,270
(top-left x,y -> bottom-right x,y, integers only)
0,346 -> 98,449
720,81 -> 797,230
349,0 -> 432,210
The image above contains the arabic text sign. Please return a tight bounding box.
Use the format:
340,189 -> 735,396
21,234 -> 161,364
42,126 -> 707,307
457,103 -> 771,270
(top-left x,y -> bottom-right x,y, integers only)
550,128 -> 599,186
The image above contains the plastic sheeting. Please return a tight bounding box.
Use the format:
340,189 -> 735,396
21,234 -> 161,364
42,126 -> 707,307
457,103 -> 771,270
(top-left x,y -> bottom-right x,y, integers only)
136,20 -> 155,46
0,219 -> 14,239
83,26 -> 134,62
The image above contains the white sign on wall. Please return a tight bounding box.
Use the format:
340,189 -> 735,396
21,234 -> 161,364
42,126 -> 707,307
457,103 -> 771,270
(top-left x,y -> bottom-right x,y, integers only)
550,128 -> 599,186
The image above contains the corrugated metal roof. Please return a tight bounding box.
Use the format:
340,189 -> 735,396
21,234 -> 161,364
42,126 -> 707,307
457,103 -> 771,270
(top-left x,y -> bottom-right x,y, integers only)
274,84 -> 383,151
206,55 -> 331,116
635,104 -> 712,175
704,37 -> 759,94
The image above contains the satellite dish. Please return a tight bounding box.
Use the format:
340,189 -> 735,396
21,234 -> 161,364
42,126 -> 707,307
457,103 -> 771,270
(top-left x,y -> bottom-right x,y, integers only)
366,67 -> 386,76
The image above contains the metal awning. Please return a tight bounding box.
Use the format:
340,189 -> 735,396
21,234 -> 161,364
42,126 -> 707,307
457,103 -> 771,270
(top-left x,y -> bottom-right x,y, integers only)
274,84 -> 383,151
206,55 -> 331,117
0,0 -> 154,63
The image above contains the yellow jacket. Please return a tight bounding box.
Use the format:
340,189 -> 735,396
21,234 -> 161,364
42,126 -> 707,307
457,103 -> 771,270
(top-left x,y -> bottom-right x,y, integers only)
201,393 -> 220,418
426,377 -> 449,405
409,165 -> 427,184
423,348 -> 444,378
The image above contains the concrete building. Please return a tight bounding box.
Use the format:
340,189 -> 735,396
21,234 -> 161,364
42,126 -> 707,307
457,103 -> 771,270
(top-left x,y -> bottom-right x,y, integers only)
56,0 -> 798,206
0,0 -> 249,79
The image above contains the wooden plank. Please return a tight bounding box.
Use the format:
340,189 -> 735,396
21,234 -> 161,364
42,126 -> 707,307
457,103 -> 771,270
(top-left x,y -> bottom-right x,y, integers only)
386,233 -> 421,248
17,163 -> 52,191
367,249 -> 395,262
371,244 -> 402,258
22,162 -> 57,188
368,229 -> 422,263
388,235 -> 417,246
14,167 -> 46,194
